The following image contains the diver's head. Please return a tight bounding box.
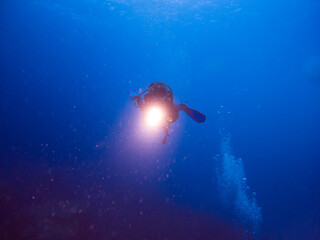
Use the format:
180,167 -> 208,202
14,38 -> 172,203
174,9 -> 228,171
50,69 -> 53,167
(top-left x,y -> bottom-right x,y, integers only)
147,82 -> 173,104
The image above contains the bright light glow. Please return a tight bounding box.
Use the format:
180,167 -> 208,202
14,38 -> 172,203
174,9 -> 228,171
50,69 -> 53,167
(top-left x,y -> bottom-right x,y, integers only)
145,107 -> 164,127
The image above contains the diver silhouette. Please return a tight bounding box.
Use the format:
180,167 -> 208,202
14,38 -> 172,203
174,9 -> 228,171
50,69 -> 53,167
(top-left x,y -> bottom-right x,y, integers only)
129,82 -> 206,144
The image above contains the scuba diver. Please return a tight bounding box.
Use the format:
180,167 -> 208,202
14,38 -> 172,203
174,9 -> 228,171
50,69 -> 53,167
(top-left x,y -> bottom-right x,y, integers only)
129,82 -> 206,144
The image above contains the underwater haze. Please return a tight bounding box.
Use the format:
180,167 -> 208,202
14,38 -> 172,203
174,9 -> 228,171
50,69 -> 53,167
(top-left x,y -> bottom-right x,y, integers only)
1,0 -> 320,239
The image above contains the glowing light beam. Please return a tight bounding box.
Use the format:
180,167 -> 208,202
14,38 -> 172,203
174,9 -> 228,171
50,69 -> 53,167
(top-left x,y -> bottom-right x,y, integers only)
145,107 -> 164,128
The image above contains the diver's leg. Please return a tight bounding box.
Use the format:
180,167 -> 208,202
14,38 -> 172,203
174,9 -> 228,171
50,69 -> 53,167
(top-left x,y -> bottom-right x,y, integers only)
162,127 -> 170,144
162,136 -> 167,144
176,103 -> 187,111
177,103 -> 206,123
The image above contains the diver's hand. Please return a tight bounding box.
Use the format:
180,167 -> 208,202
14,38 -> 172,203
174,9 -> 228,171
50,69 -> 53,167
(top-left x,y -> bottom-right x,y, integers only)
129,91 -> 144,108
128,91 -> 141,102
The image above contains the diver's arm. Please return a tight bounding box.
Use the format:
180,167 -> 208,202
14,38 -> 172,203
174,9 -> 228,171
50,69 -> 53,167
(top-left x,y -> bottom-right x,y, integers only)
129,89 -> 149,108
129,89 -> 148,101
137,89 -> 148,96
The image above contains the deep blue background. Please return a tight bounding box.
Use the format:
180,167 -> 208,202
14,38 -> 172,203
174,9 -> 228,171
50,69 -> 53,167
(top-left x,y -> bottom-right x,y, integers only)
1,0 -> 320,239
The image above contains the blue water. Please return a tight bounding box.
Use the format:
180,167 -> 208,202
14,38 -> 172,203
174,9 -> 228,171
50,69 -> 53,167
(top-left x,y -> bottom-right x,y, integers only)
1,0 -> 320,239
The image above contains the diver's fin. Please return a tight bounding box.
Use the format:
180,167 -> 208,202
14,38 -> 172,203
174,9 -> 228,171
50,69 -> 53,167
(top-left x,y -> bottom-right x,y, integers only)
182,105 -> 206,123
